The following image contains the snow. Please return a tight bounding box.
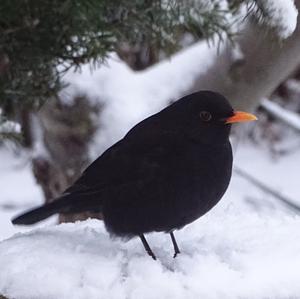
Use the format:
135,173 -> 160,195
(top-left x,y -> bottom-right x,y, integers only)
1,213 -> 300,299
1,141 -> 300,299
258,0 -> 298,38
61,40 -> 219,158
58,0 -> 300,160
0,147 -> 54,241
0,109 -> 21,135
0,120 -> 21,135
286,78 -> 300,94
2,209 -> 300,299
261,98 -> 300,132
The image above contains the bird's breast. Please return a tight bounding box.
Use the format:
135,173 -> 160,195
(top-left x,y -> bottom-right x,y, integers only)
164,141 -> 233,228
103,141 -> 233,236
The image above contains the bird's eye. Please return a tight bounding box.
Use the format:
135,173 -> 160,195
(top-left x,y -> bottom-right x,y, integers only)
199,111 -> 212,122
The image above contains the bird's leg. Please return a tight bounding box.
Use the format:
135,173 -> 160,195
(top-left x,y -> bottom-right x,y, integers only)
139,234 -> 156,260
170,231 -> 180,258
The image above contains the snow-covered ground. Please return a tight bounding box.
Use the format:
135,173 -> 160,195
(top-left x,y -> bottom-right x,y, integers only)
1,139 -> 300,299
0,147 -> 47,241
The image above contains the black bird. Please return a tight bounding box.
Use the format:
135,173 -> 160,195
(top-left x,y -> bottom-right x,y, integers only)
12,91 -> 256,260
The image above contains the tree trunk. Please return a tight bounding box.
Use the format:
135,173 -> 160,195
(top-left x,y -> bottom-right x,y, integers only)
116,41 -> 159,71
188,1 -> 300,111
32,96 -> 102,222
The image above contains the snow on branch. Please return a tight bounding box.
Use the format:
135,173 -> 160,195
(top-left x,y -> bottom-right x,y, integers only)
261,98 -> 300,132
235,167 -> 300,213
0,120 -> 21,135
0,116 -> 21,141
255,0 -> 298,38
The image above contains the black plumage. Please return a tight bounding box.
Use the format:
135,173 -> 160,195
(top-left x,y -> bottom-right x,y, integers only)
12,91 -> 256,259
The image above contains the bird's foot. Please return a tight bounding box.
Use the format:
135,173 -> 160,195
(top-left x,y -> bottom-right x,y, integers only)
173,250 -> 180,258
170,231 -> 180,259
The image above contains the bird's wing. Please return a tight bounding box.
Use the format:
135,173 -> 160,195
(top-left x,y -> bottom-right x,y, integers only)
64,130 -> 180,198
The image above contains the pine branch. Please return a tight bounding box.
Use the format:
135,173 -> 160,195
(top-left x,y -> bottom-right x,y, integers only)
0,0 -> 260,116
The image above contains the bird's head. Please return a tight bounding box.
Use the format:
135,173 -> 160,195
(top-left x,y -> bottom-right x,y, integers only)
163,90 -> 257,145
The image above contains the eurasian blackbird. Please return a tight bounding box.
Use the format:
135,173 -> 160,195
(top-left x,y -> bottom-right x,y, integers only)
12,91 -> 257,259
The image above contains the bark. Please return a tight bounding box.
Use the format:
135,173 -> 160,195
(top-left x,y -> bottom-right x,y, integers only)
116,42 -> 159,70
0,53 -> 9,76
32,96 -> 102,222
189,1 -> 300,111
20,109 -> 32,148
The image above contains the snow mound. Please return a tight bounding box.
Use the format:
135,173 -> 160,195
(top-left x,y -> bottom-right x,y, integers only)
2,202 -> 300,299
259,0 -> 298,39
60,40 -> 218,158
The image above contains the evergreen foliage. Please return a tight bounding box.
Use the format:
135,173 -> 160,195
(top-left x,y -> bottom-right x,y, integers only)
0,0 -> 275,130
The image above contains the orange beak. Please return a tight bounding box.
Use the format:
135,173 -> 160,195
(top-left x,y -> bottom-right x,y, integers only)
225,111 -> 257,124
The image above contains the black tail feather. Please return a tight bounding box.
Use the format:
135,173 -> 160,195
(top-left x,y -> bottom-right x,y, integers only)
12,192 -> 103,225
12,202 -> 59,225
